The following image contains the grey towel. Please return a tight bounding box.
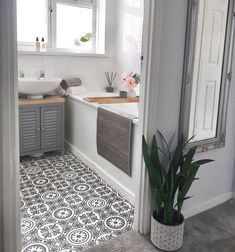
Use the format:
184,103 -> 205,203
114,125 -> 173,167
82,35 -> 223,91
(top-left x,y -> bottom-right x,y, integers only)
96,107 -> 133,176
60,78 -> 82,90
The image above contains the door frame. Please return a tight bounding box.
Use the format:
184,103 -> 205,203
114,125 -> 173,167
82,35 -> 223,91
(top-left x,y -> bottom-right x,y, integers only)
0,0 -> 164,250
134,0 -> 164,234
0,0 -> 21,251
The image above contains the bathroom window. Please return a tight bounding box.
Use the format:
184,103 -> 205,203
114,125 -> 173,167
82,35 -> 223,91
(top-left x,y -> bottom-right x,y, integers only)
17,0 -> 48,44
17,0 -> 106,54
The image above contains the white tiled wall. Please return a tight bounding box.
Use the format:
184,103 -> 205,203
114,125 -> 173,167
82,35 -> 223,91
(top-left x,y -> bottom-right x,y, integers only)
18,54 -> 114,91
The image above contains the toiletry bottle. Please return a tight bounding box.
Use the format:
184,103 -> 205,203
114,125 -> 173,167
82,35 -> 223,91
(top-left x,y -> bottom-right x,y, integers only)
41,37 -> 46,52
35,37 -> 40,52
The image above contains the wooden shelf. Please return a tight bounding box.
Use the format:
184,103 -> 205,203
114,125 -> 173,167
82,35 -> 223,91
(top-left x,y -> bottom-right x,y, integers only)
84,96 -> 139,104
19,96 -> 65,106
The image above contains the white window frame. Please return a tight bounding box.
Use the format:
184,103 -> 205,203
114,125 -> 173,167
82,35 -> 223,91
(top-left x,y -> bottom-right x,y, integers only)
18,0 -> 98,54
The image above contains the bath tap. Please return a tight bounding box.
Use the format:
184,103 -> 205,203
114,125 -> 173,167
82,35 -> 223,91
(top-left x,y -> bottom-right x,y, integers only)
19,70 -> 25,78
38,70 -> 45,80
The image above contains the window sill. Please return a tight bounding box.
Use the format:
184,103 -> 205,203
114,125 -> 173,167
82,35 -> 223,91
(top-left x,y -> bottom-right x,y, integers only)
17,48 -> 108,58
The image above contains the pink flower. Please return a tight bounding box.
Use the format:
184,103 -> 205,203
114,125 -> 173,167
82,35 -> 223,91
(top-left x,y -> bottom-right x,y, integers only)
124,77 -> 137,90
122,71 -> 133,81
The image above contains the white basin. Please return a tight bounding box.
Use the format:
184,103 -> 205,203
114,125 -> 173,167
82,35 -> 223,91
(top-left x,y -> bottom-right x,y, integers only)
18,77 -> 61,99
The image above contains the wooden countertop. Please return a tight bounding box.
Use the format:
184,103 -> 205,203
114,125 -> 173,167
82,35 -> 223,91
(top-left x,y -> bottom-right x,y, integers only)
19,96 -> 65,106
84,96 -> 139,104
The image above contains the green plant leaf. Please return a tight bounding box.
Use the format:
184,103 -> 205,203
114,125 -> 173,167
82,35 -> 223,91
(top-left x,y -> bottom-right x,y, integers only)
180,146 -> 197,176
183,135 -> 196,147
133,73 -> 140,84
80,33 -> 93,42
80,37 -> 88,42
192,159 -> 214,166
174,196 -> 192,208
157,130 -> 172,162
142,136 -> 164,214
157,131 -> 174,204
177,164 -> 200,213
142,136 -> 161,187
150,136 -> 164,186
171,138 -> 184,175
150,135 -> 160,167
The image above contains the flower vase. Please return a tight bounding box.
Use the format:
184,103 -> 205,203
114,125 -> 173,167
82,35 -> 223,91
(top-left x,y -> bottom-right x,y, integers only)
127,89 -> 136,98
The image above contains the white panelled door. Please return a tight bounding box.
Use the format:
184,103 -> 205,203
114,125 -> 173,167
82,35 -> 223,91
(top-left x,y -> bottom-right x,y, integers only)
189,0 -> 229,141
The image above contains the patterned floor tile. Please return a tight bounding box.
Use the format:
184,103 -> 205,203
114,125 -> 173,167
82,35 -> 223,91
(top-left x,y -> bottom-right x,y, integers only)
20,151 -> 134,252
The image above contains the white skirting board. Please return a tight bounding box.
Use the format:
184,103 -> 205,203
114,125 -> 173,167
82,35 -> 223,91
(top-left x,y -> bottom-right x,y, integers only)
65,140 -> 135,205
182,192 -> 233,219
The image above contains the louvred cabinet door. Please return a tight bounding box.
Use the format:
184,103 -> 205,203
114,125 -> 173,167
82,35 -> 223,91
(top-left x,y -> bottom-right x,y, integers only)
40,106 -> 62,150
19,107 -> 41,154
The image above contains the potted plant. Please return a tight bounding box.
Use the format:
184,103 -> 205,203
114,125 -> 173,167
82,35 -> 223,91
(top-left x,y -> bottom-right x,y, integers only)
105,72 -> 117,93
142,131 -> 213,251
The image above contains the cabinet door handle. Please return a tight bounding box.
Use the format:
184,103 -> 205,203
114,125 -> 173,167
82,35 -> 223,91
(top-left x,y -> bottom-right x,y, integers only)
41,127 -> 45,131
37,128 -> 40,131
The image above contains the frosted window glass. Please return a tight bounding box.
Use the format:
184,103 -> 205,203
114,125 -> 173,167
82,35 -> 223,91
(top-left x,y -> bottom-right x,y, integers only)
17,0 -> 48,43
56,3 -> 93,51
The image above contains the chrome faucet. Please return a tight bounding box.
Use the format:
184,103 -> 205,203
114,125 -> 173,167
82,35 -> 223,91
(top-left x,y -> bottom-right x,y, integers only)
38,70 -> 45,79
19,70 -> 25,78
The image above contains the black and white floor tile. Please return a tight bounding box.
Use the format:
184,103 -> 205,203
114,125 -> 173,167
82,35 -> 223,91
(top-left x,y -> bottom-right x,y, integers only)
20,151 -> 134,252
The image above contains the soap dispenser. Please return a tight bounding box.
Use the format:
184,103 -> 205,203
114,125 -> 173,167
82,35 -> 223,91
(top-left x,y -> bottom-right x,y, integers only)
41,37 -> 46,52
35,37 -> 40,52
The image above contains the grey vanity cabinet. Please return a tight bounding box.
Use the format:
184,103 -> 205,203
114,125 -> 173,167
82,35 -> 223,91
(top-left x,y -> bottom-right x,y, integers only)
19,99 -> 64,156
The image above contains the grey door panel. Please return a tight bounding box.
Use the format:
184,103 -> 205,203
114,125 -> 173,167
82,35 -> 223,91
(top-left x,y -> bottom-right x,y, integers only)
41,105 -> 62,150
19,107 -> 41,154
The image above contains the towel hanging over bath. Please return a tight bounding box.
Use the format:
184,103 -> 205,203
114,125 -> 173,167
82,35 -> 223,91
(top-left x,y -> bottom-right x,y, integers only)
96,106 -> 133,177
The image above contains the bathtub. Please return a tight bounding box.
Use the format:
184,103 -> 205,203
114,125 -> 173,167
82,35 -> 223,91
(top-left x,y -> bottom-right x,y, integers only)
66,92 -> 139,122
64,92 -> 139,204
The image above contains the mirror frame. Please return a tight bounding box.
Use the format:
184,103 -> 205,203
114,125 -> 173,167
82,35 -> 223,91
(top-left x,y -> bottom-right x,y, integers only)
179,0 -> 235,152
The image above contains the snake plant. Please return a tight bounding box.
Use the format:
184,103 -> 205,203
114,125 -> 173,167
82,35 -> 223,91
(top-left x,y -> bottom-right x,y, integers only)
142,131 -> 213,225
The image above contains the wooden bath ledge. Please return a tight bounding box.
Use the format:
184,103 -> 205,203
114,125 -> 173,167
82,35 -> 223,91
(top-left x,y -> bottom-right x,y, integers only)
84,96 -> 139,104
19,96 -> 65,106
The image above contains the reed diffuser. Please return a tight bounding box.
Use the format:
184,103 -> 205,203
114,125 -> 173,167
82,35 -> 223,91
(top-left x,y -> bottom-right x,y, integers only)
105,72 -> 117,92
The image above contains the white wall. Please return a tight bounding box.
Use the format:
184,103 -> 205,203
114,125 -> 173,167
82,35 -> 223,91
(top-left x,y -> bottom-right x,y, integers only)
18,54 -> 113,91
153,0 -> 235,215
113,0 -> 144,92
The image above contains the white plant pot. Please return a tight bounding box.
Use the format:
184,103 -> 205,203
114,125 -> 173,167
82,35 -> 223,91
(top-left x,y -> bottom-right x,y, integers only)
150,214 -> 184,251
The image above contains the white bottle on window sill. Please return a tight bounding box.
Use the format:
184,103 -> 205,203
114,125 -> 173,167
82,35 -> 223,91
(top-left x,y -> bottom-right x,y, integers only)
41,37 -> 46,52
35,37 -> 40,52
